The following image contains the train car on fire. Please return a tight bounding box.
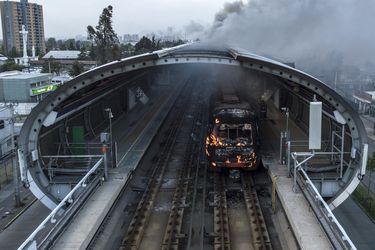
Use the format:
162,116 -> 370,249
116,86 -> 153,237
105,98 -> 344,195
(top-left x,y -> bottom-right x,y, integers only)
205,92 -> 260,170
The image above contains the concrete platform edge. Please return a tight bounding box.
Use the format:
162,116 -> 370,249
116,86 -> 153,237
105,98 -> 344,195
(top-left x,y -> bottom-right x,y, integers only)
268,165 -> 333,250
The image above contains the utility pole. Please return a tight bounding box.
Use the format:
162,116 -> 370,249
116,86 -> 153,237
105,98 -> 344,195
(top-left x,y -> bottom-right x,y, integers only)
9,104 -> 21,207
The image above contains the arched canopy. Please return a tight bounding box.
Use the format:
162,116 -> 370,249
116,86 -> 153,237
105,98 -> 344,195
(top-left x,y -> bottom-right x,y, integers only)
19,43 -> 367,209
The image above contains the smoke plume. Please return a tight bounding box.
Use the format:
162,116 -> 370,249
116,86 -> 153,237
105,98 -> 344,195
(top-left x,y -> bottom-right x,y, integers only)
207,0 -> 375,74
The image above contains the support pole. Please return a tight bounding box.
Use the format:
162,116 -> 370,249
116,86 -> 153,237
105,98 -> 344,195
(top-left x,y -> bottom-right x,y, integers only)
287,141 -> 291,177
10,104 -> 21,207
340,124 -> 345,178
114,141 -> 118,167
100,132 -> 110,181
105,108 -> 114,168
102,143 -> 108,180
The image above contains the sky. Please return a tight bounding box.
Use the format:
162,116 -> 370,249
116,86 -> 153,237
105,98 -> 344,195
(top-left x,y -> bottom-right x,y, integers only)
28,0 -> 233,38
206,0 -> 375,69
2,0 -> 373,71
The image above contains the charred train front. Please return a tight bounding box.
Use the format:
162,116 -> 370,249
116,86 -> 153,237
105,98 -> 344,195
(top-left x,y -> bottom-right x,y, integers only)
206,91 -> 260,170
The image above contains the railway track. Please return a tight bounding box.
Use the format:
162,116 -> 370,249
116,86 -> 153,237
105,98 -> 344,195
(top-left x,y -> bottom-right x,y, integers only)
119,81 -> 205,250
212,172 -> 272,250
91,77 -> 274,250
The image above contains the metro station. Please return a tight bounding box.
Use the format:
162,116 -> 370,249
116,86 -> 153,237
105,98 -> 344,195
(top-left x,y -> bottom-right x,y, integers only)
15,44 -> 367,249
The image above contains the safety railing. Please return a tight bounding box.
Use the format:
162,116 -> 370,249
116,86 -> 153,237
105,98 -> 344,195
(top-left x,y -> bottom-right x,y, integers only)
18,156 -> 103,250
284,139 -> 350,178
299,166 -> 357,250
291,151 -> 357,250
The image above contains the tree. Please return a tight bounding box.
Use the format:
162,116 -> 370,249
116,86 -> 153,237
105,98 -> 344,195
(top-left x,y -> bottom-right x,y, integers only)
134,36 -> 153,54
8,47 -> 19,58
41,57 -> 62,75
0,60 -> 25,72
57,40 -> 66,50
87,5 -> 120,65
46,37 -> 57,51
69,61 -> 85,77
151,36 -> 162,50
66,39 -> 76,50
120,43 -> 134,57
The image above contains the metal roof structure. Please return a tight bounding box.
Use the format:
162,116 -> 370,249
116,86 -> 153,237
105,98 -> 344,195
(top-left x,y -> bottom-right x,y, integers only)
18,43 -> 368,210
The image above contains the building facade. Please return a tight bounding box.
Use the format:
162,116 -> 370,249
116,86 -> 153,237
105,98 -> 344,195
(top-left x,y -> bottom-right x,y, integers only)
0,71 -> 54,102
0,0 -> 45,55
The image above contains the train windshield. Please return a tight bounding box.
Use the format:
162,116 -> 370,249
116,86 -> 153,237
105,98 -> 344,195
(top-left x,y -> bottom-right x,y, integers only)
217,123 -> 253,145
215,108 -> 252,119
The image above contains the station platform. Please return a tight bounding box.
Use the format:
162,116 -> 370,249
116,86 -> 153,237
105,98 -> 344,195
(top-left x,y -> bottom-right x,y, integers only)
51,84 -> 181,249
53,97 -> 334,249
261,103 -> 333,249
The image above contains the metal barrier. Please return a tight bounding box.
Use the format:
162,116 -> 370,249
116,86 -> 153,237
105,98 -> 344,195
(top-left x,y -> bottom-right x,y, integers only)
299,167 -> 357,250
286,139 -> 349,178
291,152 -> 357,250
18,156 -> 104,250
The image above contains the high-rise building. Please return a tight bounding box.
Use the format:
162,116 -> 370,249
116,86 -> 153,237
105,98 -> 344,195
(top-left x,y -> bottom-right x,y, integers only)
0,0 -> 45,55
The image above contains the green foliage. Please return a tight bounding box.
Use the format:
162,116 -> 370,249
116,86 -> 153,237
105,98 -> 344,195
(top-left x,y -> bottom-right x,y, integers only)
161,39 -> 185,48
87,5 -> 120,65
46,38 -> 93,54
69,61 -> 85,77
120,43 -> 134,57
367,151 -> 375,171
352,152 -> 375,221
134,36 -> 162,55
352,182 -> 375,220
41,57 -> 62,75
0,60 -> 25,72
8,47 -> 20,58
134,36 -> 152,54
46,37 -> 57,51
88,44 -> 96,60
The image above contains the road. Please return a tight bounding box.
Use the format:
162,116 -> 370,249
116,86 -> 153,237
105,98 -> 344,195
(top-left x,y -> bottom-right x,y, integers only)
334,197 -> 375,250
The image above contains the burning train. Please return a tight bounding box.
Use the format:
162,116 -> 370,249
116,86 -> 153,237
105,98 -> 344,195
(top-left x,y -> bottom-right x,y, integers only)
205,90 -> 260,170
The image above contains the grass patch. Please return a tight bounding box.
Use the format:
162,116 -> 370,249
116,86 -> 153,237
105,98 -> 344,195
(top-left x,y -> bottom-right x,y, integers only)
352,182 -> 375,220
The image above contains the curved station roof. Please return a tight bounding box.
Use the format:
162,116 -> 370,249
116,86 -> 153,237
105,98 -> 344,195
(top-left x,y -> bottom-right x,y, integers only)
18,43 -> 367,210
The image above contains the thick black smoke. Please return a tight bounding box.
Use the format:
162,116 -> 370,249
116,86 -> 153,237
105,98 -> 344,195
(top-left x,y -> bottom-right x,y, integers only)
212,1 -> 244,30
207,0 -> 375,74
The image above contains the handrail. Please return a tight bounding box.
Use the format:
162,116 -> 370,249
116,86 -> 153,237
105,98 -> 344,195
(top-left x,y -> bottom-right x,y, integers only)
18,157 -> 103,250
41,155 -> 103,158
299,167 -> 357,250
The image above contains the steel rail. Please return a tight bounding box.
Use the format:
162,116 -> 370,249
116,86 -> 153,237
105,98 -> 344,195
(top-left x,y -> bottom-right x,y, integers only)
162,103 -> 199,249
213,174 -> 231,250
185,96 -> 207,250
241,173 -> 272,250
120,82 -> 192,250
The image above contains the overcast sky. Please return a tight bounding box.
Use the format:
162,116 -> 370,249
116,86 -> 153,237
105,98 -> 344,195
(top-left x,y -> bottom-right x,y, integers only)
27,0 -> 233,38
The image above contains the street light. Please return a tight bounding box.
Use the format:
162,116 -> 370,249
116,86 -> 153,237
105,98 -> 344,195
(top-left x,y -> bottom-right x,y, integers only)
281,107 -> 289,139
104,108 -> 114,167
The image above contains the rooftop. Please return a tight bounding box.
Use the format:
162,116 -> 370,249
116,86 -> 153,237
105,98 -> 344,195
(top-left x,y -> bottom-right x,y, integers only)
0,71 -> 52,79
43,50 -> 80,60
